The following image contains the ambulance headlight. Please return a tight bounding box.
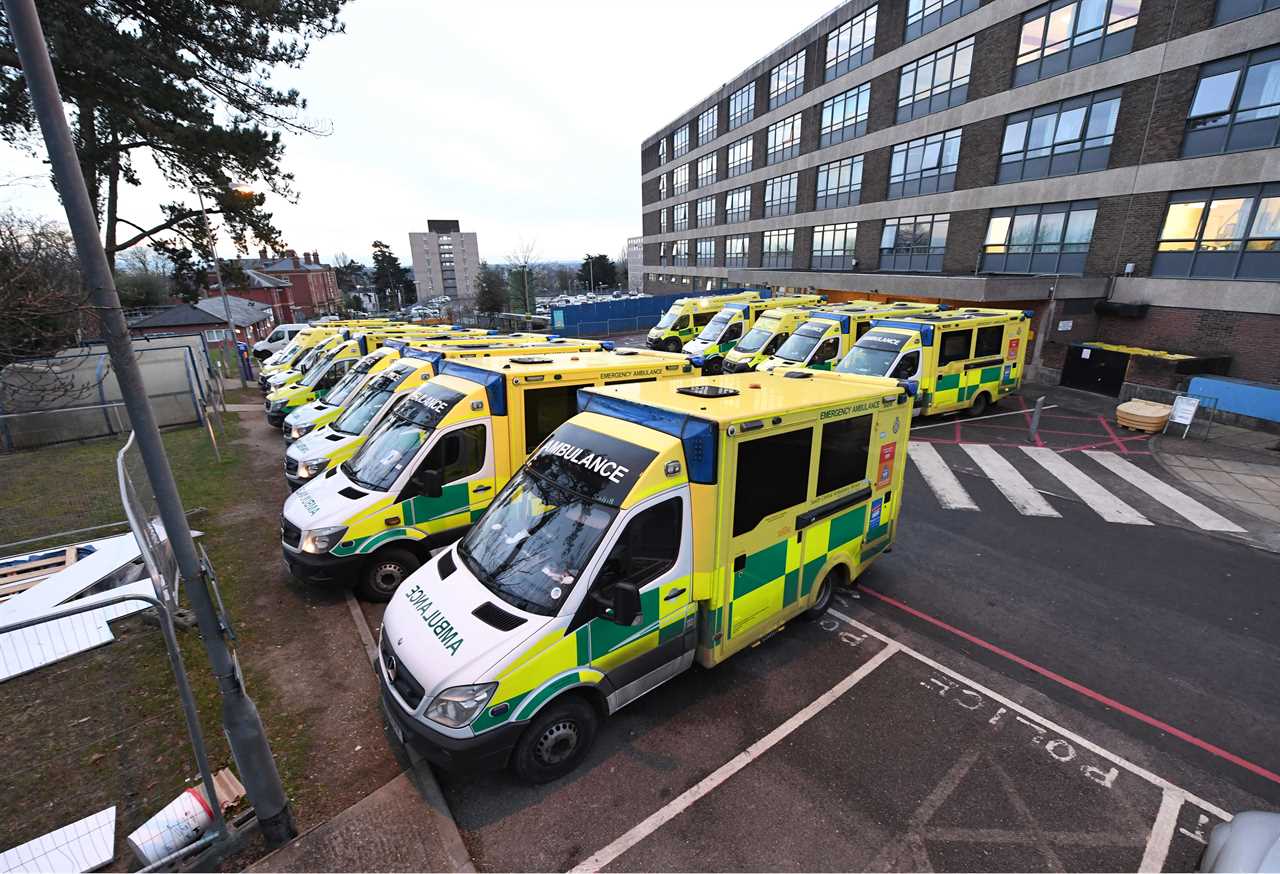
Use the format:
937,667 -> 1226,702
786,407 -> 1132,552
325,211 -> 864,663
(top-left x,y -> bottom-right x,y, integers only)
290,422 -> 316,440
298,458 -> 329,479
268,399 -> 288,412
690,355 -> 705,368
300,525 -> 346,554
424,684 -> 497,728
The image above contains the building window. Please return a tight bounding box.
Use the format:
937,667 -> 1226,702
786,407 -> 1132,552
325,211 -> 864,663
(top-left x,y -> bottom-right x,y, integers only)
999,88 -> 1120,183
725,235 -> 750,267
698,106 -> 719,146
770,49 -> 806,110
1183,48 -> 1280,158
673,202 -> 689,231
820,84 -> 870,147
1216,0 -> 1280,24
660,209 -> 668,233
981,200 -> 1097,275
816,156 -> 863,209
812,223 -> 858,271
673,126 -> 690,158
762,229 -> 795,269
764,173 -> 799,218
767,113 -> 803,164
1154,184 -> 1280,280
826,7 -> 877,81
698,153 -> 718,187
697,196 -> 715,228
658,139 -> 667,166
898,37 -> 974,122
696,238 -> 715,266
726,186 -> 752,223
888,129 -> 961,200
672,239 -> 689,266
729,82 -> 755,130
728,136 -> 754,177
659,174 -> 668,200
673,164 -> 690,196
659,241 -> 668,266
880,214 -> 949,271
1014,0 -> 1140,87
907,0 -> 980,41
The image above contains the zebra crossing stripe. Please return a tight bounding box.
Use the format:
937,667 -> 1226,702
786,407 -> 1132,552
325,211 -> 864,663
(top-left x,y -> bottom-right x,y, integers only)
1021,446 -> 1153,526
961,443 -> 1061,517
908,441 -> 978,511
1083,451 -> 1246,533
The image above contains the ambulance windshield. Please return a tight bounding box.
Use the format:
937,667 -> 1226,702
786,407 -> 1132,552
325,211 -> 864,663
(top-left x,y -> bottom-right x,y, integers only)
837,331 -> 911,377
333,368 -> 412,436
322,355 -> 377,407
775,323 -> 826,362
342,384 -> 464,490
654,309 -> 681,330
696,310 -> 734,342
458,472 -> 617,616
735,318 -> 778,354
300,350 -> 340,387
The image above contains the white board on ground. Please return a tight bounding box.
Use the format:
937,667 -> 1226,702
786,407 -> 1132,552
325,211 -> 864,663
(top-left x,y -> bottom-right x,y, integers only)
0,806 -> 116,873
0,534 -> 140,623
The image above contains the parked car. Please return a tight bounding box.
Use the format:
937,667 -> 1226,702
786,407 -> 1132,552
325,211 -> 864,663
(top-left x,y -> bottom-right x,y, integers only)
1202,811 -> 1280,872
251,323 -> 307,360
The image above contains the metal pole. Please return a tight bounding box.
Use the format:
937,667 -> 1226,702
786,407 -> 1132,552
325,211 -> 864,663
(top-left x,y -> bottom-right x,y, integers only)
195,186 -> 247,390
3,0 -> 296,846
1029,395 -> 1045,442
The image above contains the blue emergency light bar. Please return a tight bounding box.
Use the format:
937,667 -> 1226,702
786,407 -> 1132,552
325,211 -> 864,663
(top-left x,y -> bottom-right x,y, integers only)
439,360 -> 507,415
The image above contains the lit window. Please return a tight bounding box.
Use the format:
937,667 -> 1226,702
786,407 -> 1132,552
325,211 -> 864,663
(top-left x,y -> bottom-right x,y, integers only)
812,223 -> 858,271
729,82 -> 756,130
1154,184 -> 1280,280
907,0 -> 979,41
898,37 -> 974,122
697,196 -> 715,228
672,239 -> 689,266
660,209 -> 668,233
728,136 -> 754,177
981,201 -> 1097,274
880,214 -> 950,272
1000,88 -> 1120,182
696,238 -> 715,266
1014,0 -> 1140,86
762,229 -> 795,269
659,174 -> 668,200
816,156 -> 863,210
673,126 -> 690,158
1184,48 -> 1280,158
767,113 -> 803,164
673,202 -> 689,231
673,164 -> 690,196
726,186 -> 752,223
888,129 -> 962,199
764,173 -> 799,218
826,7 -> 877,81
659,241 -> 668,266
770,49 -> 806,110
698,105 -> 719,146
725,235 -> 750,267
658,139 -> 667,165
698,153 -> 718,187
821,84 -> 870,147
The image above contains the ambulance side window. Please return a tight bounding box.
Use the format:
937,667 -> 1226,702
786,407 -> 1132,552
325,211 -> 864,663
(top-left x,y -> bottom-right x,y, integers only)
693,312 -> 715,328
812,337 -> 840,364
939,329 -> 973,365
523,385 -> 580,454
974,326 -> 1004,358
817,416 -> 872,496
675,315 -> 690,331
764,334 -> 787,355
722,322 -> 743,342
418,424 -> 485,484
733,429 -> 812,536
856,321 -> 872,338
890,351 -> 920,380
595,497 -> 682,591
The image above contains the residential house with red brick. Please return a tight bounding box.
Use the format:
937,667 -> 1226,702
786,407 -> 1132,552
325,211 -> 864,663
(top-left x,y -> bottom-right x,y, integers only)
207,249 -> 341,321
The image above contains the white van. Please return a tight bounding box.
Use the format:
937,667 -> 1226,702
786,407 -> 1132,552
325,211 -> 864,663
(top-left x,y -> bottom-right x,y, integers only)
253,323 -> 307,360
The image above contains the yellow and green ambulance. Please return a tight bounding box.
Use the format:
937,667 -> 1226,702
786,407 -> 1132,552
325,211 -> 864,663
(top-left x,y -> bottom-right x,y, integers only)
283,338 -> 611,489
721,306 -> 822,373
758,302 -> 942,374
836,307 -> 1032,417
259,328 -> 345,390
264,334 -> 384,427
682,294 -> 823,373
376,368 -> 912,781
281,349 -> 694,599
645,290 -> 763,353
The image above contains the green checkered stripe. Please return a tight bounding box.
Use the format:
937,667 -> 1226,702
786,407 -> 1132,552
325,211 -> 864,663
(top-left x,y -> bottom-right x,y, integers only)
934,363 -> 1009,408
330,483 -> 482,557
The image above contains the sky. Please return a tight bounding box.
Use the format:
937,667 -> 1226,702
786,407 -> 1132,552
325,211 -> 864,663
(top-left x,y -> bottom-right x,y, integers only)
0,0 -> 838,266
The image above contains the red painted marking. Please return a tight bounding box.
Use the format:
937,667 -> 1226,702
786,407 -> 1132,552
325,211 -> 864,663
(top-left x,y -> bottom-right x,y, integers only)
861,586 -> 1280,786
1097,415 -> 1131,455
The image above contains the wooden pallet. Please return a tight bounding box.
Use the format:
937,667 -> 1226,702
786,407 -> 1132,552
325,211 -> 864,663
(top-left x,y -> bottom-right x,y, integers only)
0,546 -> 77,603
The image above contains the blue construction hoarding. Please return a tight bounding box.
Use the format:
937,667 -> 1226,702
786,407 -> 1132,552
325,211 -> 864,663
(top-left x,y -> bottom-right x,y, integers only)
551,288 -> 767,337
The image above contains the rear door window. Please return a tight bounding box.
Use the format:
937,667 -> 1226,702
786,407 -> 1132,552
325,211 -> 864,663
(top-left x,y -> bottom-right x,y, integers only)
523,384 -> 580,453
733,428 -> 812,536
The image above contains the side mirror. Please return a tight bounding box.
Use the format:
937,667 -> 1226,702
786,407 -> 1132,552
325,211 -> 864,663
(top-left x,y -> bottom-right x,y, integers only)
609,582 -> 641,626
412,468 -> 443,498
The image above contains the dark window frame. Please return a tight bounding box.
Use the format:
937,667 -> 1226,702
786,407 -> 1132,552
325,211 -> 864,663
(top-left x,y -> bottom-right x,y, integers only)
729,82 -> 756,130
974,325 -> 1004,358
1153,183 -> 1280,280
767,113 -> 803,164
906,0 -> 980,41
770,49 -> 807,110
897,37 -> 974,122
888,128 -> 962,200
880,213 -> 950,272
764,172 -> 799,218
1014,0 -> 1140,87
673,125 -> 690,158
762,229 -> 796,269
725,234 -> 751,267
672,164 -> 690,196
698,152 -> 718,187
726,186 -> 752,223
981,200 -> 1097,275
938,329 -> 973,365
728,136 -> 754,177
812,222 -> 858,271
1215,0 -> 1280,24
826,7 -> 878,81
1183,47 -> 1280,158
696,238 -> 715,266
697,196 -> 716,228
697,105 -> 719,146
820,84 -> 871,147
1000,88 -> 1121,182
816,155 -> 864,210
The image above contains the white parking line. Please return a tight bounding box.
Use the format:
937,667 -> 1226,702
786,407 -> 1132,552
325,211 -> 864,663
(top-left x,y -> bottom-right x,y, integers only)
569,643 -> 901,873
961,443 -> 1061,517
1022,446 -> 1153,525
1085,451 -> 1246,533
909,441 -> 979,510
1139,789 -> 1185,873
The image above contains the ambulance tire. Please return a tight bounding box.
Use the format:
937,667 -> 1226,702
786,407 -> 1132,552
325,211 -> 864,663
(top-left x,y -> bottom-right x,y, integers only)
664,337 -> 682,353
967,392 -> 991,418
803,567 -> 840,620
358,548 -> 420,602
511,694 -> 599,784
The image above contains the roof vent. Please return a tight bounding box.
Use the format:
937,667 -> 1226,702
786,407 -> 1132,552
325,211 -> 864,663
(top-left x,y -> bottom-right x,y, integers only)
676,384 -> 740,398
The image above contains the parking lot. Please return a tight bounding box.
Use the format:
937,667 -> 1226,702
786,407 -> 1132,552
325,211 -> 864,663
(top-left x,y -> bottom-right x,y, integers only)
429,590 -> 1237,873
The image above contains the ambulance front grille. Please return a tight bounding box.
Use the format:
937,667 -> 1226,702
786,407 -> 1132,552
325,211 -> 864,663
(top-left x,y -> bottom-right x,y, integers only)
280,517 -> 301,549
285,457 -> 299,476
381,635 -> 424,708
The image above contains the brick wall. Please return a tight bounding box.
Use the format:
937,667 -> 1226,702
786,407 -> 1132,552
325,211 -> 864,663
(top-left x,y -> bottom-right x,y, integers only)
1085,195 -> 1134,276
867,69 -> 899,135
1111,191 -> 1171,277
1098,308 -> 1280,382
797,166 -> 818,213
854,218 -> 883,271
1139,67 -> 1200,165
955,116 -> 1003,190
968,15 -> 1019,100
874,0 -> 906,57
942,209 -> 987,274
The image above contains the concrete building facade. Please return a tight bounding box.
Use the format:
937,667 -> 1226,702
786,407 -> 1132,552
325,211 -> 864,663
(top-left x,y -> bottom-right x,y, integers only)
638,0 -> 1280,383
408,219 -> 481,307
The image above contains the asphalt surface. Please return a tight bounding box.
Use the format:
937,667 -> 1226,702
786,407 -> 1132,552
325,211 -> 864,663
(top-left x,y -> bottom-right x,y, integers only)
423,394 -> 1280,872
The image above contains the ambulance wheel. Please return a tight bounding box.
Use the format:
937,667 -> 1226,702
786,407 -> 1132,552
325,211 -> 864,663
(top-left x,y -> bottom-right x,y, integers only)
803,571 -> 836,620
664,337 -> 682,353
511,695 -> 598,784
967,392 -> 991,418
358,548 -> 420,602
